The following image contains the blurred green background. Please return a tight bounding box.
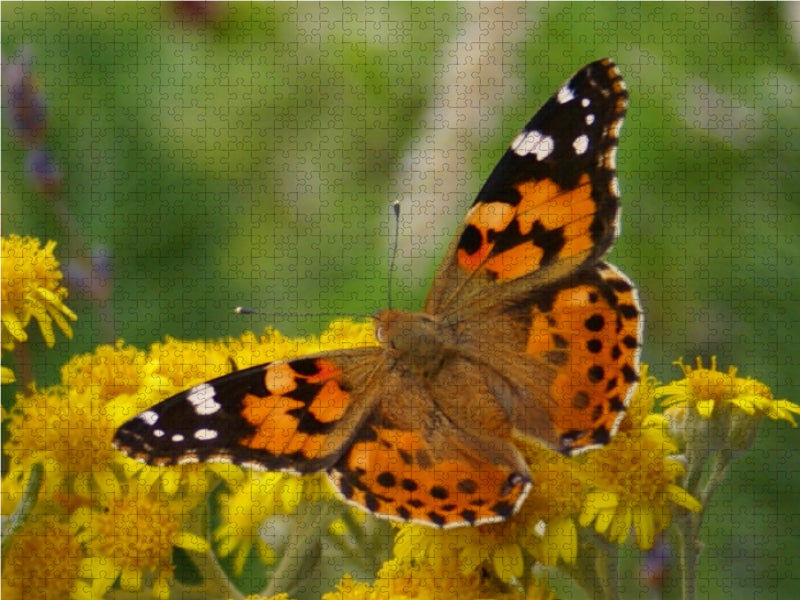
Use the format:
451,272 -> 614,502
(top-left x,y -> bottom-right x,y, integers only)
3,2 -> 798,598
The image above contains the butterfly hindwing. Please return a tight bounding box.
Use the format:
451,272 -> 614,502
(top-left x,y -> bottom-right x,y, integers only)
329,385 -> 532,528
518,262 -> 642,453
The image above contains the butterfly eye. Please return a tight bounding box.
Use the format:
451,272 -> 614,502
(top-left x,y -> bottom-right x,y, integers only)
375,324 -> 387,343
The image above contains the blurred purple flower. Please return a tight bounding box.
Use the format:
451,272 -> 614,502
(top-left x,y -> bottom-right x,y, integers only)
171,1 -> 226,25
64,244 -> 114,303
4,49 -> 47,146
25,147 -> 62,195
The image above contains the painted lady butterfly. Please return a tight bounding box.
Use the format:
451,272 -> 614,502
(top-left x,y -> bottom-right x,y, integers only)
114,59 -> 642,528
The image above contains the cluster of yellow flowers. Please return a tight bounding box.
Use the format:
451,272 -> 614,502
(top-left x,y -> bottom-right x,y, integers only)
2,235 -> 797,600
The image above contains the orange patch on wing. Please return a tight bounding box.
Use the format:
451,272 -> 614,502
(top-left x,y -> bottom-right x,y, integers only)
240,392 -> 305,454
483,242 -> 545,281
457,243 -> 490,274
457,202 -> 517,273
518,175 -> 597,262
516,175 -> 594,232
306,359 -> 340,383
526,281 -> 637,446
468,201 -> 517,232
307,379 -> 350,424
264,363 -> 300,395
458,175 -> 598,281
340,427 -> 527,527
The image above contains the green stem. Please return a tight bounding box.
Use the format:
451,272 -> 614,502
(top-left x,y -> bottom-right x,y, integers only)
567,529 -> 621,600
674,506 -> 702,600
700,448 -> 734,507
683,445 -> 710,497
676,446 -> 735,600
1,462 -> 43,558
260,500 -> 339,597
597,541 -> 620,600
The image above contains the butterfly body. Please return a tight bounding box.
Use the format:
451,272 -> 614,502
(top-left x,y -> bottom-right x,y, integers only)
114,59 -> 642,528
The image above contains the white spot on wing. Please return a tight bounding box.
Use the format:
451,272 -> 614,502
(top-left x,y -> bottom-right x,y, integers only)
610,177 -> 620,197
154,429 -> 165,438
511,130 -> 555,160
186,383 -> 222,416
572,134 -> 589,155
581,98 -> 590,107
585,113 -> 595,125
609,117 -> 624,140
556,84 -> 575,104
139,410 -> 159,425
194,428 -> 218,441
171,434 -> 185,442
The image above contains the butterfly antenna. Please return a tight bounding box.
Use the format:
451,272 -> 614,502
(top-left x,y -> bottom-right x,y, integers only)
234,306 -> 264,315
235,307 -> 365,324
387,199 -> 401,309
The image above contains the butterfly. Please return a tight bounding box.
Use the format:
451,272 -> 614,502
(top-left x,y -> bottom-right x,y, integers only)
113,59 -> 642,529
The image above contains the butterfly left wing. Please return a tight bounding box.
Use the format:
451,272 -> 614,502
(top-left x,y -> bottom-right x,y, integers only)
113,350 -> 382,473
114,345 -> 532,529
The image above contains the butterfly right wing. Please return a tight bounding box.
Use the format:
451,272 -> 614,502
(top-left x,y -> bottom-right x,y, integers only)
113,349 -> 383,474
421,60 -> 641,455
426,59 -> 628,314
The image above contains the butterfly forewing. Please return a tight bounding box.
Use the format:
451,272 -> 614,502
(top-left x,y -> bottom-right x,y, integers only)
113,352 -> 380,473
427,59 -> 628,313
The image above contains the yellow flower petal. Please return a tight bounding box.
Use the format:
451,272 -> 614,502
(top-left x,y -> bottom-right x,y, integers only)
2,313 -> 27,342
579,491 -> 617,528
120,565 -> 143,591
175,531 -> 209,553
1,365 -> 16,383
492,542 -> 524,582
632,508 -> 656,550
152,572 -> 172,600
540,517 -> 577,565
695,399 -> 715,418
667,484 -> 702,512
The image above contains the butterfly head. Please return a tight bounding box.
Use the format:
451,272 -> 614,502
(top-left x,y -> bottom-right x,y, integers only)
373,309 -> 452,377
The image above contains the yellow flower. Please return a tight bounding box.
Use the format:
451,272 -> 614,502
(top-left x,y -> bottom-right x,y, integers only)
387,520 -> 559,595
213,470 -> 336,573
509,441 -> 587,566
579,424 -> 701,550
322,575 -> 375,600
2,514 -> 87,600
226,319 -> 377,367
324,559 -> 556,600
151,335 -> 228,396
658,358 -> 799,457
658,357 -> 799,424
73,479 -> 208,600
1,235 -> 76,349
3,384 -> 117,507
60,340 -> 147,402
570,369 -> 700,549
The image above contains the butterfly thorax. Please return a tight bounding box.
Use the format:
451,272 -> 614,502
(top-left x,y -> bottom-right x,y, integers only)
374,309 -> 455,378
